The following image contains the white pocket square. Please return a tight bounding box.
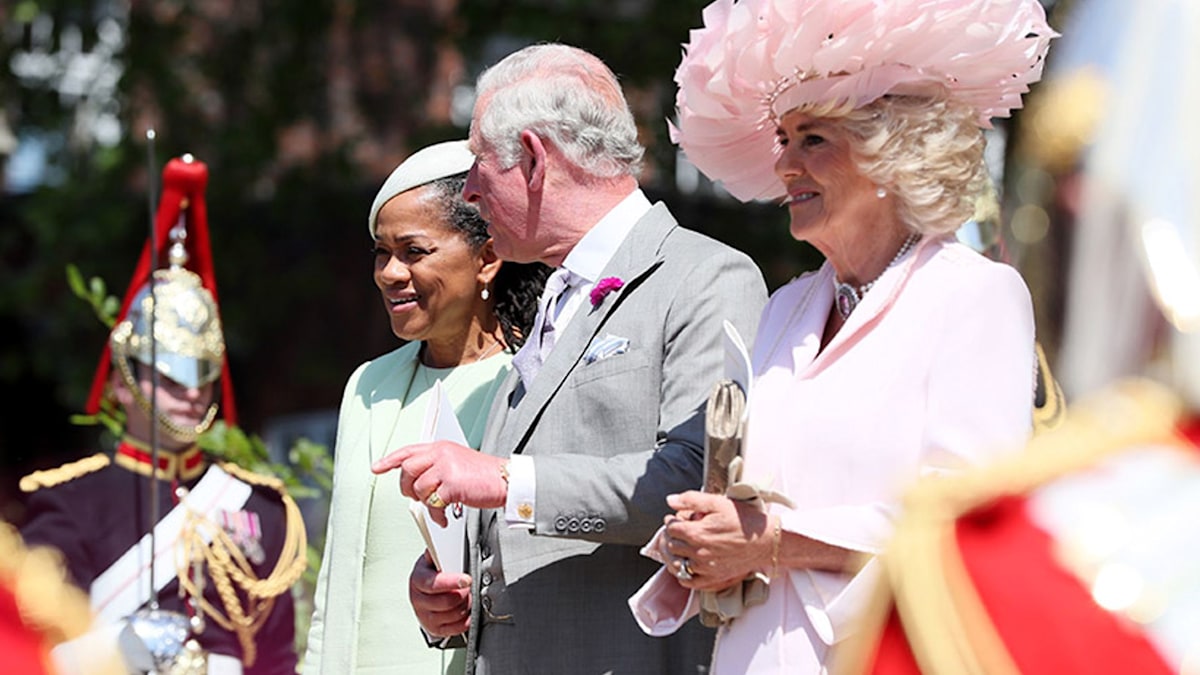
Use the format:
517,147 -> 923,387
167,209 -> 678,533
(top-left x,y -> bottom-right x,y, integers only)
584,334 -> 630,364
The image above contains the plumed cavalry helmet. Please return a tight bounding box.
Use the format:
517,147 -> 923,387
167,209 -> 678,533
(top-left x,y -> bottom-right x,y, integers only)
110,266 -> 225,393
86,153 -> 237,440
108,265 -> 225,441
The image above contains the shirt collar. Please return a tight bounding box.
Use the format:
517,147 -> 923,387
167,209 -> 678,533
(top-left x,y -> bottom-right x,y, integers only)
560,189 -> 651,283
114,437 -> 207,481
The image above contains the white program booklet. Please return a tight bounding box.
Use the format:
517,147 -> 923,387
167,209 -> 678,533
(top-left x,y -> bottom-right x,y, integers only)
701,320 -> 754,495
408,379 -> 468,574
722,319 -> 753,414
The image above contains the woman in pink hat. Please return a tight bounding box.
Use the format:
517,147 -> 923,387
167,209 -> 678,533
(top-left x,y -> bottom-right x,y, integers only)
636,1 -> 1057,672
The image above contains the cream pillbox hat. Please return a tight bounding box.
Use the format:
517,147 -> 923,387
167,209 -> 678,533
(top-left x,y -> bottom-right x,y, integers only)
367,139 -> 476,237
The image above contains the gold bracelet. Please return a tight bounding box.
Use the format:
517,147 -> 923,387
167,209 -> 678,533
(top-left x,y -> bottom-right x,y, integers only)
769,515 -> 782,579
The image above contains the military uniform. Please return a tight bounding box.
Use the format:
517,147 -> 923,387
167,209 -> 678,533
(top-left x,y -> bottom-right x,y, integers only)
20,441 -> 303,674
22,153 -> 307,674
838,380 -> 1200,674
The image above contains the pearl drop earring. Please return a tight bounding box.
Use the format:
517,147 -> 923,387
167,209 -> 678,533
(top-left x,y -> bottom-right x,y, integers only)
876,186 -> 887,199
481,287 -> 490,301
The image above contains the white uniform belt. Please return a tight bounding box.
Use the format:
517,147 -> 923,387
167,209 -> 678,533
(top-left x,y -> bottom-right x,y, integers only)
90,463 -> 253,625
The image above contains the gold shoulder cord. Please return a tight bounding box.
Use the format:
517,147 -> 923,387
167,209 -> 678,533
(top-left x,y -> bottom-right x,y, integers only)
835,378 -> 1185,675
175,463 -> 308,667
19,454 -> 110,492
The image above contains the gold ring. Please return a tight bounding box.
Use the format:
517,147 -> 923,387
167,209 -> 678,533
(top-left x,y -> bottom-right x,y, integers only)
426,491 -> 447,509
675,558 -> 694,581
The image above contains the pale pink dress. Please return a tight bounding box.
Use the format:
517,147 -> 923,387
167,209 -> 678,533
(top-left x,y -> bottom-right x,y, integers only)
711,235 -> 1035,673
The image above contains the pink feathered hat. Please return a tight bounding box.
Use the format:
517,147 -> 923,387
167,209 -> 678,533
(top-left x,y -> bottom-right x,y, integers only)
671,0 -> 1058,202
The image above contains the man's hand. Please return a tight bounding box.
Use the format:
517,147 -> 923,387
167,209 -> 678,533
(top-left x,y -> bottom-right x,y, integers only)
409,552 -> 472,638
372,440 -> 509,526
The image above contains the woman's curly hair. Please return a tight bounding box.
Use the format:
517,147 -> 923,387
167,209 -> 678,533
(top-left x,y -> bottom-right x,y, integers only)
427,175 -> 551,351
803,90 -> 990,235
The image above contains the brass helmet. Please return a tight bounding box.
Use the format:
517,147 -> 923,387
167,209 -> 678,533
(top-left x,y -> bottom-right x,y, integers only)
109,248 -> 225,442
110,267 -> 225,391
91,154 -> 234,440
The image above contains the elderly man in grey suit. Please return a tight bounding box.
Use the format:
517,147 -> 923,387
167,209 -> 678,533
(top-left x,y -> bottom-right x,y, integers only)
372,43 -> 767,674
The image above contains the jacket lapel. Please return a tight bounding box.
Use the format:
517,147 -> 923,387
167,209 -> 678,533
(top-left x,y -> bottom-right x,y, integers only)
369,343 -> 420,460
495,204 -> 676,454
323,342 -> 419,670
480,368 -> 518,458
807,234 -> 941,373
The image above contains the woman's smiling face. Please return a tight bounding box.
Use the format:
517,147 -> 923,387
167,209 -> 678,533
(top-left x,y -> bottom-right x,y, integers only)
372,186 -> 487,346
773,109 -> 884,246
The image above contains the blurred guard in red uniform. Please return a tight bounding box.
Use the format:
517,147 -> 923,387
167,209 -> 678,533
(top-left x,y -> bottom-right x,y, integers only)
838,0 -> 1200,672
0,521 -> 120,675
838,380 -> 1198,675
19,155 -> 307,674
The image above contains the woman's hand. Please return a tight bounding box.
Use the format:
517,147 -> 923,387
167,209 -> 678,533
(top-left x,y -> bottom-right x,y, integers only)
661,491 -> 774,591
409,551 -> 472,637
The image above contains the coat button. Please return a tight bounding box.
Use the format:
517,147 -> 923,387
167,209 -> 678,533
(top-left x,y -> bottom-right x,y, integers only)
554,516 -> 568,533
481,545 -> 492,559
594,519 -> 606,534
580,518 -> 593,533
567,517 -> 581,533
481,571 -> 493,586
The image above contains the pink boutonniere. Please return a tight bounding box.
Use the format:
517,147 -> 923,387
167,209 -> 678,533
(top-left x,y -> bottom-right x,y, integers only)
589,276 -> 625,307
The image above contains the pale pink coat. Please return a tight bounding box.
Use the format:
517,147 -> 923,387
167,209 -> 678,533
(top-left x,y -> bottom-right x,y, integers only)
715,235 -> 1036,673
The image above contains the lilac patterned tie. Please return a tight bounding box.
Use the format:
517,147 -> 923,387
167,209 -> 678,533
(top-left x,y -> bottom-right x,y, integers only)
513,268 -> 573,390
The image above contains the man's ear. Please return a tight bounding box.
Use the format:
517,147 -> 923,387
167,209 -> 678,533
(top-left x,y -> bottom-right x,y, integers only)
519,130 -> 547,193
477,239 -> 502,288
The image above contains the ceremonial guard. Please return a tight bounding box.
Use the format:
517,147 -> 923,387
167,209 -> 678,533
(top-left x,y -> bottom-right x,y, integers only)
837,380 -> 1200,675
19,155 -> 307,674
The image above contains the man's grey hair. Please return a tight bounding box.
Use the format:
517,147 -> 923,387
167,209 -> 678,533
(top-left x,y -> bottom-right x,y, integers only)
473,43 -> 644,179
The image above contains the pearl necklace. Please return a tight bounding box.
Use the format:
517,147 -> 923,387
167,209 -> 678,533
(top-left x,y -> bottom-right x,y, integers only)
832,233 -> 920,319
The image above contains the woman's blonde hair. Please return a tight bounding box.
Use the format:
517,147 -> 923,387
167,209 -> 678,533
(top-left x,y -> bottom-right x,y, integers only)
802,91 -> 990,235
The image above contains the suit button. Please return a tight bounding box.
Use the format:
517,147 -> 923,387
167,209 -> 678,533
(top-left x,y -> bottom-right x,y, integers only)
481,571 -> 493,586
567,517 -> 581,533
594,519 -> 606,534
554,516 -> 568,533
580,519 -> 593,533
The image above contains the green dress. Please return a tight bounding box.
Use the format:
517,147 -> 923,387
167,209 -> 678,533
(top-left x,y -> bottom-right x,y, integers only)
355,351 -> 511,674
